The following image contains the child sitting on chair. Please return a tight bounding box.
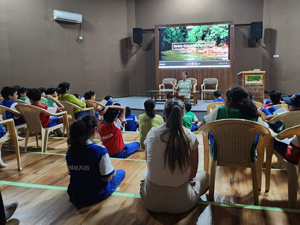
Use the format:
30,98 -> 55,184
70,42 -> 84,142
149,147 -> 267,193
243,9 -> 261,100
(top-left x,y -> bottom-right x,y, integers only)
183,103 -> 200,132
213,90 -> 224,103
98,105 -> 140,158
44,88 -> 59,107
18,87 -> 30,104
27,88 -> 71,128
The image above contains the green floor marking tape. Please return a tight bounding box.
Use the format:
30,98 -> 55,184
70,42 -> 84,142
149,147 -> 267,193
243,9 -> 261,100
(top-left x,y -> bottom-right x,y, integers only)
1,180 -> 299,213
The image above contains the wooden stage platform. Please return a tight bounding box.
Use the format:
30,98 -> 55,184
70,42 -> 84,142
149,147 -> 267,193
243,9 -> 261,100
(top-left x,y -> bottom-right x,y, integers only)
1,132 -> 300,224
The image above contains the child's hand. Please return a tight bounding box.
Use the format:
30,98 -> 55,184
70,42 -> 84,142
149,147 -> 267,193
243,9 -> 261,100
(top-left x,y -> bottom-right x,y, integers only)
44,95 -> 53,100
100,107 -> 109,115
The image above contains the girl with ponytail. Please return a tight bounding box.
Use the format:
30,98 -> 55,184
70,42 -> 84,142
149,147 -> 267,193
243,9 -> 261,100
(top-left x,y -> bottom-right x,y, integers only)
140,99 -> 209,214
66,115 -> 125,204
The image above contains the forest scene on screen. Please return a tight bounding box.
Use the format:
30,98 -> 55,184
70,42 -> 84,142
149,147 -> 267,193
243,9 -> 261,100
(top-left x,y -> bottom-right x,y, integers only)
160,24 -> 229,61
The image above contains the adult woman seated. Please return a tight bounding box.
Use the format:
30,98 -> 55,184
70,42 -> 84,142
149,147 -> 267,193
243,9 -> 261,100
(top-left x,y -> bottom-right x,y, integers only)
140,99 -> 209,214
57,82 -> 99,120
138,100 -> 164,149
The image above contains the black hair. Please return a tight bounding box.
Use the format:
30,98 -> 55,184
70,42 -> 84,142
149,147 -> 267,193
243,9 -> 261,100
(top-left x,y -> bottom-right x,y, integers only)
269,90 -> 282,104
1,87 -> 17,99
113,103 -> 121,106
226,87 -> 259,119
161,99 -> 191,174
13,85 -> 21,91
103,108 -> 119,122
182,71 -> 189,78
144,99 -> 156,118
104,95 -> 112,101
83,91 -> 96,100
39,87 -> 46,93
125,106 -> 131,117
185,102 -> 192,112
248,91 -> 253,100
45,88 -> 57,95
73,94 -> 79,99
214,90 -> 222,98
18,87 -> 27,96
58,82 -> 70,95
67,115 -> 97,157
27,88 -> 41,102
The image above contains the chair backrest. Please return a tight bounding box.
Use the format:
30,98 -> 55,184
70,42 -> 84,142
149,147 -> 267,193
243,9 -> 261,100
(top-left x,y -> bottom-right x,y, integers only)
0,105 -> 21,120
206,102 -> 223,114
199,119 -> 270,167
60,101 -> 76,123
15,104 -> 43,132
272,111 -> 300,129
258,110 -> 266,121
269,104 -> 289,111
187,78 -> 197,85
162,78 -> 177,85
86,100 -> 104,112
254,102 -> 264,110
203,78 -> 218,85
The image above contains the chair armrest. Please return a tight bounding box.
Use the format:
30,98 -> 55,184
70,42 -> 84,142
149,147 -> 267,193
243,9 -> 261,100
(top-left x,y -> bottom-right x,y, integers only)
268,115 -> 282,124
216,84 -> 218,90
4,107 -> 22,116
275,126 -> 300,140
159,84 -> 164,90
201,84 -> 204,91
0,118 -> 14,126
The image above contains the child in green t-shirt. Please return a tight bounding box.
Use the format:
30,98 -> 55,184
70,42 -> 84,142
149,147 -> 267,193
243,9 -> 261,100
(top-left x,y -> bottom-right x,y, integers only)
44,88 -> 58,107
182,103 -> 200,132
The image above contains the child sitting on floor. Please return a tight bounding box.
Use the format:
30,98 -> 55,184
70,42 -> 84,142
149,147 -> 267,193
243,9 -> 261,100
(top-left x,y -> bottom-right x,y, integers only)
98,105 -> 140,158
66,115 -> 125,204
125,107 -> 138,131
182,103 -> 200,132
213,90 -> 224,103
27,88 -> 71,128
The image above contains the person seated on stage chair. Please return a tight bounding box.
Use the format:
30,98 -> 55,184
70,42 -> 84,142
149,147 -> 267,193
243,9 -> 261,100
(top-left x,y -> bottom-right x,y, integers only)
138,100 -> 164,149
27,88 -> 72,128
182,103 -> 200,132
57,82 -> 99,120
140,99 -> 209,214
213,90 -> 224,103
0,86 -> 26,126
98,105 -> 140,158
125,106 -> 138,132
66,115 -> 125,204
169,71 -> 194,104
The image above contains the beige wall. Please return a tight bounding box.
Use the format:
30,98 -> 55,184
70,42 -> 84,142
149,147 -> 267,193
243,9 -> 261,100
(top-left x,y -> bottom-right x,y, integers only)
0,0 -> 136,98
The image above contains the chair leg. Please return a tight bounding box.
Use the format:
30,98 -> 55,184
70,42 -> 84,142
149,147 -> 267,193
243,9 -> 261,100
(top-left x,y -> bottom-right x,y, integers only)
265,140 -> 274,192
24,130 -> 30,152
41,129 -> 45,153
43,129 -> 49,153
203,133 -> 210,174
8,122 -> 22,170
36,132 -> 39,147
208,160 -> 217,201
287,162 -> 299,208
251,162 -> 259,205
201,92 -> 203,102
256,136 -> 264,191
8,140 -> 13,150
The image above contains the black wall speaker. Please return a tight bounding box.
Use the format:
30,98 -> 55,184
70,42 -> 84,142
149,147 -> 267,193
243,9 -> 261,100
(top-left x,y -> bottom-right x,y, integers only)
133,28 -> 143,44
251,22 -> 263,39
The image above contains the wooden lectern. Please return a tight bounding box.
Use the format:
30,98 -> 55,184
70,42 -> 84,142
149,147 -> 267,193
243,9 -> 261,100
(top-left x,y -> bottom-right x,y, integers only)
237,71 -> 265,103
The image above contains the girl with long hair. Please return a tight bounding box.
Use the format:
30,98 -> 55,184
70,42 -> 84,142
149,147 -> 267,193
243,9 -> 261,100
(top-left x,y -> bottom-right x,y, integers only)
66,115 -> 125,204
140,99 -> 209,214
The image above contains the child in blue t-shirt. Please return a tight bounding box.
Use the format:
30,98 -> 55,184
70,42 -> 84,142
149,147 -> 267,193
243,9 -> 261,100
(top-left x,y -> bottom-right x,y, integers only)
213,90 -> 224,103
125,107 -> 138,131
66,115 -> 125,204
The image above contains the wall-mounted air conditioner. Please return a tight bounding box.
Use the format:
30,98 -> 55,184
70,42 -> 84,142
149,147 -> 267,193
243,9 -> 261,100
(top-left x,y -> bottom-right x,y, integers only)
53,10 -> 82,23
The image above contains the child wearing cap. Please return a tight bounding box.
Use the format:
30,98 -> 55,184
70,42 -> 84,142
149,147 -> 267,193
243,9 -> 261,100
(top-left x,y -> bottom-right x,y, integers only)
213,90 -> 224,103
274,93 -> 300,164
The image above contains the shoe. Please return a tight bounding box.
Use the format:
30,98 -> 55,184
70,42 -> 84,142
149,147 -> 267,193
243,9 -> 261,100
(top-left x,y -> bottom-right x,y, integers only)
0,160 -> 7,168
5,202 -> 18,220
115,187 -> 120,192
17,136 -> 24,141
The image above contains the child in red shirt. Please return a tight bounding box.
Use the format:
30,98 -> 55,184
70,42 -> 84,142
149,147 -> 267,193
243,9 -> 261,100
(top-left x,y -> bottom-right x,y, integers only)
98,105 -> 140,158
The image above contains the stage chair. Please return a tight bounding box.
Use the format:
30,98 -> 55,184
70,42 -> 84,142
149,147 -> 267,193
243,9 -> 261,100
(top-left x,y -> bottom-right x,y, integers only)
206,102 -> 223,114
15,104 -> 69,153
201,78 -> 218,101
264,111 -> 300,192
254,102 -> 264,110
187,78 -> 197,92
159,78 -> 177,90
271,126 -> 300,208
60,101 -> 94,124
199,119 -> 270,205
0,119 -> 22,170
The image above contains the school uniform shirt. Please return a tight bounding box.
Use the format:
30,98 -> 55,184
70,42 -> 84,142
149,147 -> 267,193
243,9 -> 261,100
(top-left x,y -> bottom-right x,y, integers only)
19,97 -> 31,104
202,106 -> 266,162
182,111 -> 198,129
125,114 -> 138,131
144,123 -> 199,187
0,99 -> 21,120
176,80 -> 192,99
43,98 -> 58,107
98,118 -> 125,156
213,98 -> 224,103
35,105 -> 58,128
66,143 -> 115,203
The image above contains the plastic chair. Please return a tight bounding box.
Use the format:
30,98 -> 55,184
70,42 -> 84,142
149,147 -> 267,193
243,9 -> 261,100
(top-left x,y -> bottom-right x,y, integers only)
0,119 -> 22,170
271,126 -> 300,208
158,78 -> 177,90
264,111 -> 300,191
254,102 -> 264,110
199,119 -> 271,205
15,104 -> 69,153
206,102 -> 223,114
85,100 -> 105,112
201,78 -> 218,101
258,111 -> 266,121
60,101 -> 94,124
267,104 -> 289,111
